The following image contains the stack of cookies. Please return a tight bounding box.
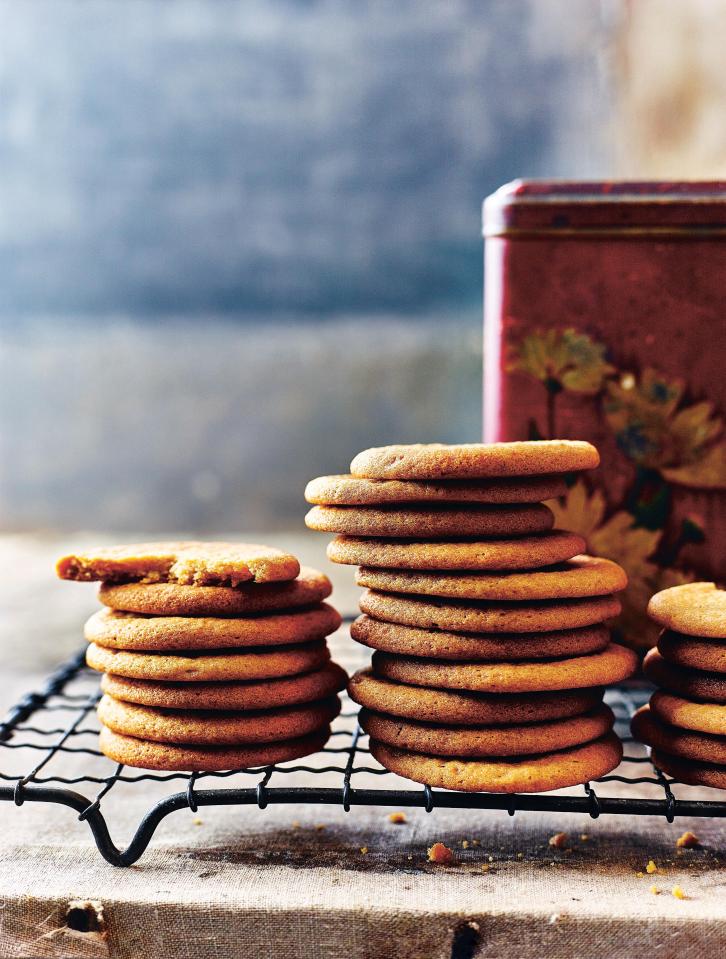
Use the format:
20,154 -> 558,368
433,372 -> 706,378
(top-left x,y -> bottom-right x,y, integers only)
57,542 -> 347,771
306,441 -> 638,792
633,582 -> 726,790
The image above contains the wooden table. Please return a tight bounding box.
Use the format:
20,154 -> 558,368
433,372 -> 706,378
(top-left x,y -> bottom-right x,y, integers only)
1,534 -> 725,959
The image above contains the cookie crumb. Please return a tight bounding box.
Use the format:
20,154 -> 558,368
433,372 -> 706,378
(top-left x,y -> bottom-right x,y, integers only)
359,846 -> 368,855
488,855 -> 494,862
579,834 -> 590,842
192,818 -> 203,826
635,872 -> 644,879
676,831 -> 699,849
516,852 -> 524,859
427,842 -> 454,864
646,860 -> 657,874
388,812 -> 407,824
549,832 -> 568,849
480,864 -> 490,873
650,885 -> 660,895
461,840 -> 470,849
406,855 -> 413,861
472,839 -> 480,847
291,820 -> 300,829
315,823 -> 326,831
672,885 -> 687,900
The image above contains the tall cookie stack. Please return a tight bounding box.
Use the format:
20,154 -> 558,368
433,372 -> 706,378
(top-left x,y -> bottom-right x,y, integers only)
306,442 -> 637,793
57,542 -> 347,771
633,582 -> 726,790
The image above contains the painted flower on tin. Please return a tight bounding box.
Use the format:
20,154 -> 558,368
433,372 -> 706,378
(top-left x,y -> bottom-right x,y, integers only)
509,329 -> 726,650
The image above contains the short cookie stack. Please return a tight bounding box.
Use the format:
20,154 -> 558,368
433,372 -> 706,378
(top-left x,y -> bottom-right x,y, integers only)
57,542 -> 347,771
633,582 -> 726,790
306,442 -> 638,792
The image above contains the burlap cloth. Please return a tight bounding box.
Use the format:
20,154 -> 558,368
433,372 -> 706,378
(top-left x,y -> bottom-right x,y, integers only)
1,535 -> 725,958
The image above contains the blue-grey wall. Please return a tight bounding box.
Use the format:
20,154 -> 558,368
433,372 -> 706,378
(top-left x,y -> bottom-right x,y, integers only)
0,0 -> 614,531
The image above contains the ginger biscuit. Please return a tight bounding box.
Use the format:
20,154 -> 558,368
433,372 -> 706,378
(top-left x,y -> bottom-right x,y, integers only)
632,705 -> 726,765
356,555 -> 626,601
643,649 -> 726,704
99,566 -> 331,616
650,690 -> 726,737
359,589 -> 621,634
350,441 -> 600,480
351,615 -> 610,661
57,541 -> 300,585
306,503 -> 554,539
359,704 -> 615,757
648,583 -> 726,639
304,473 -> 567,506
369,733 -> 622,793
328,531 -> 586,571
98,725 -> 330,771
371,643 -> 637,693
658,630 -> 726,675
98,693 -> 340,746
85,604 -> 341,651
87,640 -> 330,682
101,662 -> 348,711
347,669 -> 603,726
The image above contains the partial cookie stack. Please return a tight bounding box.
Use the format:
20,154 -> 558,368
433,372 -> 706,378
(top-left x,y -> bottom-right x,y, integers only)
57,542 -> 347,771
633,583 -> 726,790
306,441 -> 637,792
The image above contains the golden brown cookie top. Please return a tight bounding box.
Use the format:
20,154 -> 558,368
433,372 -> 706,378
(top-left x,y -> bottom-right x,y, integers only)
350,440 -> 599,480
650,690 -> 726,736
328,530 -> 586,571
304,473 -> 567,505
648,582 -> 726,638
99,566 -> 331,615
631,705 -> 726,765
57,541 -> 300,585
356,554 -> 627,601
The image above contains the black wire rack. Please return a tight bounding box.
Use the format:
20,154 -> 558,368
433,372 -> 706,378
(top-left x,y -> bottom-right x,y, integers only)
1,646 -> 725,866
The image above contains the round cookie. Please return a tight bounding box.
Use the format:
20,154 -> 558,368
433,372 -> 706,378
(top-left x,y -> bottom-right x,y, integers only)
57,540 -> 300,585
99,725 -> 330,771
306,503 -> 554,539
351,615 -> 610,661
648,582 -> 726,639
304,473 -> 568,506
350,441 -> 600,480
356,555 -> 627,601
98,693 -> 340,745
359,704 -> 614,757
85,603 -> 341,652
86,641 -> 329,682
328,531 -> 586,572
369,733 -> 622,793
359,589 -> 622,634
101,662 -> 348,711
650,750 -> 726,790
650,690 -> 726,736
371,643 -> 637,693
348,669 -> 604,726
643,649 -> 726,704
632,705 -> 726,764
99,566 -> 332,616
658,630 -> 726,675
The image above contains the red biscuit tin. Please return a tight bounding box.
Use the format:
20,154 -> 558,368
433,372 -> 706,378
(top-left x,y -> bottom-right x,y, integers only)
483,180 -> 726,650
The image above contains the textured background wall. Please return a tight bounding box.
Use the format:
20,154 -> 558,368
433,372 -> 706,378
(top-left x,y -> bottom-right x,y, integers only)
0,0 -> 616,531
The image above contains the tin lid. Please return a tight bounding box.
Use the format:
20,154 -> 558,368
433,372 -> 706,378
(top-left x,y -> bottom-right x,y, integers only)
483,180 -> 726,237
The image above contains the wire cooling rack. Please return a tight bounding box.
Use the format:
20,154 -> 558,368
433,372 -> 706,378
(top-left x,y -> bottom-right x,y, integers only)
1,647 -> 725,866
